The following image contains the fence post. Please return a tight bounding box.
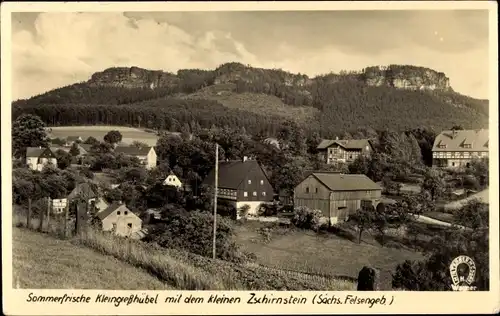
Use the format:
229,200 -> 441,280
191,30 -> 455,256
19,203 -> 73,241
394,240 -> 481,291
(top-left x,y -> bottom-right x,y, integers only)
38,199 -> 45,232
27,197 -> 32,229
64,203 -> 69,238
46,197 -> 51,233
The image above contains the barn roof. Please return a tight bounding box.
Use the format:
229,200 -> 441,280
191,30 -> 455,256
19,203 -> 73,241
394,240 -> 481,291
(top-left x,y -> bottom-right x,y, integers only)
317,139 -> 371,150
310,173 -> 381,191
114,146 -> 153,156
203,159 -> 270,189
432,129 -> 489,152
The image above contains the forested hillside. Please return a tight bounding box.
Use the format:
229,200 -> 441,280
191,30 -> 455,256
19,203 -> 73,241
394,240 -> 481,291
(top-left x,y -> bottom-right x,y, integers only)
12,63 -> 489,137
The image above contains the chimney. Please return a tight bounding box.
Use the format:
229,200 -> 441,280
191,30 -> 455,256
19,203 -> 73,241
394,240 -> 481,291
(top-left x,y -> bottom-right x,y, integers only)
335,136 -> 339,140
452,130 -> 457,139
243,156 -> 248,162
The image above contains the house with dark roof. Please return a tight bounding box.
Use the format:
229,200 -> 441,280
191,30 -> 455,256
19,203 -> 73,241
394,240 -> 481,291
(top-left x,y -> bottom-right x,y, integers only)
26,147 -> 57,171
51,182 -> 107,214
114,146 -> 157,170
432,129 -> 489,168
203,156 -> 275,218
294,172 -> 382,225
96,203 -> 142,237
317,138 -> 373,164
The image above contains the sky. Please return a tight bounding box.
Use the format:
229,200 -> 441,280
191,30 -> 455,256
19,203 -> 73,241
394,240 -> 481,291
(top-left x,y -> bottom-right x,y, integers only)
10,10 -> 490,101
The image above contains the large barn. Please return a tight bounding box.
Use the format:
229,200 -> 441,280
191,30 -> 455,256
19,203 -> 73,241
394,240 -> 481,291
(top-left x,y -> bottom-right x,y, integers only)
294,172 -> 382,225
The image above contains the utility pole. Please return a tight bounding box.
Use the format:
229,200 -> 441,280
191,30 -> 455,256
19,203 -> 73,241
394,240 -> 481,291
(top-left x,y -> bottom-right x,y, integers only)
212,143 -> 219,260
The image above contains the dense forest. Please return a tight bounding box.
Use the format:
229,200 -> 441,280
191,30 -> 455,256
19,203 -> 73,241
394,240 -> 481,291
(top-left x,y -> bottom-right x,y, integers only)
12,62 -> 489,138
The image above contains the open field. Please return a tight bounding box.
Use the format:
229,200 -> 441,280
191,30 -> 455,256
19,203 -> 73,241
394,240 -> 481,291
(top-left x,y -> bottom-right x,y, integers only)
47,126 -> 159,146
12,227 -> 170,289
234,222 -> 424,290
182,85 -> 319,123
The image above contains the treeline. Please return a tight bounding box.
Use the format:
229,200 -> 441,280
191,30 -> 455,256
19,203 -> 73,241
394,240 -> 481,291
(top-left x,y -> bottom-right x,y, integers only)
12,99 -> 289,137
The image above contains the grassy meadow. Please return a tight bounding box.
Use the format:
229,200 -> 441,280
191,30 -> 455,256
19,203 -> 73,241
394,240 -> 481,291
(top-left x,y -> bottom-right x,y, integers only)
47,126 -> 159,146
12,211 -> 356,291
12,227 -> 170,290
233,221 -> 424,290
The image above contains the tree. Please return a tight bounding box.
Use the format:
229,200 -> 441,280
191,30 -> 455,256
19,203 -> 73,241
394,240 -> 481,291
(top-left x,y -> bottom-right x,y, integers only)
54,149 -> 72,170
84,136 -> 99,145
12,114 -> 49,158
103,130 -> 122,144
69,143 -> 80,157
349,204 -> 377,244
453,199 -> 488,229
422,169 -> 446,201
467,158 -> 489,188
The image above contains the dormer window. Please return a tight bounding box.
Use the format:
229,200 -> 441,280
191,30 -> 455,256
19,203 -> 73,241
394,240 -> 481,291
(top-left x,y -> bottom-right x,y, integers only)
463,144 -> 472,149
438,144 -> 447,149
485,140 -> 489,148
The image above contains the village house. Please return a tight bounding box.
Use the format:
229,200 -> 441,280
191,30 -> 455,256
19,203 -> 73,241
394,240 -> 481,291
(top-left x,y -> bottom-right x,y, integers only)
203,156 -> 275,218
316,138 -> 373,164
96,203 -> 142,237
51,182 -> 108,214
26,147 -> 57,171
114,146 -> 157,170
294,172 -> 382,225
432,129 -> 489,168
163,173 -> 183,189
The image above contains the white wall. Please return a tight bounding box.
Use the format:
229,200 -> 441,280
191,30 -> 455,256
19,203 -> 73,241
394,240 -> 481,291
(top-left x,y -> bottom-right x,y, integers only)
236,201 -> 264,219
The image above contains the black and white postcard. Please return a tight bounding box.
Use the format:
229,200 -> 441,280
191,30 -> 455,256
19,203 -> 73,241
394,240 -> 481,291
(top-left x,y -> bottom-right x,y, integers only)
2,1 -> 499,315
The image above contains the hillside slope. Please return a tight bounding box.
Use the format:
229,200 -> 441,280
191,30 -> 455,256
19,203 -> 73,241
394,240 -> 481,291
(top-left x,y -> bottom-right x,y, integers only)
12,62 -> 489,136
12,227 -> 170,289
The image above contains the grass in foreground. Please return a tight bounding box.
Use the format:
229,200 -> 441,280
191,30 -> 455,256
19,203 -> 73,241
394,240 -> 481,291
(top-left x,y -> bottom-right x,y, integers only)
12,227 -> 170,290
13,212 -> 356,291
234,222 -> 424,290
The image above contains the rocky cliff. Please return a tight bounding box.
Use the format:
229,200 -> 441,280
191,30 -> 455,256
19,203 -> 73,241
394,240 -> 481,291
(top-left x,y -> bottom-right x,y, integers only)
361,65 -> 451,91
88,66 -> 179,89
87,63 -> 452,93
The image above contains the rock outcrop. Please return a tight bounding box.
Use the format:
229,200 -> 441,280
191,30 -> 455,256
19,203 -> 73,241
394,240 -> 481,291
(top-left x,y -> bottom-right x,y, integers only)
87,63 -> 452,93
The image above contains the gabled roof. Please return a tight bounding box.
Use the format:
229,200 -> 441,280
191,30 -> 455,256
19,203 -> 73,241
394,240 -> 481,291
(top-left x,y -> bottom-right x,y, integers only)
432,129 -> 489,152
50,146 -> 70,153
203,159 -> 270,189
26,147 -> 55,158
114,146 -> 153,156
306,173 -> 381,191
317,139 -> 371,150
97,203 -> 130,220
68,182 -> 98,200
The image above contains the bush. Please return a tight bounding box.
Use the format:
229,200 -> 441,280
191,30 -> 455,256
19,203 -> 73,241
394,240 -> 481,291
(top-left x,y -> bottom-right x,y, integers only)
144,209 -> 247,263
291,206 -> 322,231
258,203 -> 279,217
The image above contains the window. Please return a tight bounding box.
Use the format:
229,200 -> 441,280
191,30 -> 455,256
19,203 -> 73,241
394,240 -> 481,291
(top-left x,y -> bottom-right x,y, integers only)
248,180 -> 252,184
127,223 -> 132,228
124,211 -> 128,215
262,192 -> 266,197
243,192 -> 248,197
117,211 -> 121,215
260,180 -> 264,185
253,191 -> 257,196
315,188 -> 318,193
305,187 -> 310,193
463,144 -> 472,149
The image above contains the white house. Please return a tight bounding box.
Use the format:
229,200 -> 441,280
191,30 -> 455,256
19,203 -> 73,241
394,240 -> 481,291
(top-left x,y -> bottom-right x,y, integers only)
114,146 -> 157,170
26,147 -> 57,171
96,203 -> 142,237
163,173 -> 183,188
